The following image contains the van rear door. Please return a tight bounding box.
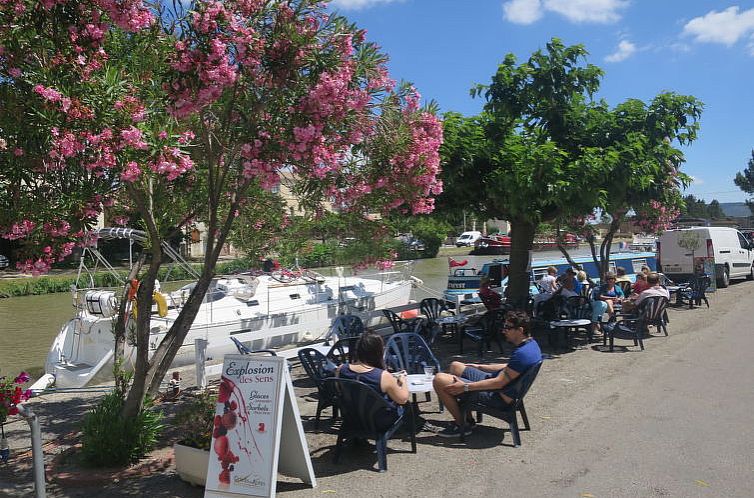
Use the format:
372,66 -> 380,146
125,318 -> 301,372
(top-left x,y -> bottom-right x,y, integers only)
659,230 -> 696,275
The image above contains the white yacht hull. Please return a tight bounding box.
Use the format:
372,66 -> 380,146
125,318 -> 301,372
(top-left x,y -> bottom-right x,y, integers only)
44,275 -> 412,388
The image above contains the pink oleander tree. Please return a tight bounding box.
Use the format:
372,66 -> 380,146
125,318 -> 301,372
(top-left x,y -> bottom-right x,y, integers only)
0,0 -> 442,417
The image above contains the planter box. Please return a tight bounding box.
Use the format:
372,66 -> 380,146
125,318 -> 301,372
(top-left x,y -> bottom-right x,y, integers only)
174,443 -> 210,487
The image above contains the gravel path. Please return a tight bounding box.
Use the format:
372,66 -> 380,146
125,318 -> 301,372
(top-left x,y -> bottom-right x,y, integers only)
1,279 -> 750,497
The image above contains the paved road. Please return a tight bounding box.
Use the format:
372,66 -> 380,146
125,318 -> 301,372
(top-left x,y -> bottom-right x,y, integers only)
6,277 -> 753,498
284,280 -> 754,498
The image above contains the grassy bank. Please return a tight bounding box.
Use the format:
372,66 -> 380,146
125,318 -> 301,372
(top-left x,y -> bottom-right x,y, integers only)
0,260 -> 251,298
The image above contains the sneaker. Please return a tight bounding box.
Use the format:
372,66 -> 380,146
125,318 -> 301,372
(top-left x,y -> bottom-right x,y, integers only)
437,423 -> 473,438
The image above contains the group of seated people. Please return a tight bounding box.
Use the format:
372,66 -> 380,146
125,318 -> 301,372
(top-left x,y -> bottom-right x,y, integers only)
332,310 -> 542,438
533,265 -> 670,335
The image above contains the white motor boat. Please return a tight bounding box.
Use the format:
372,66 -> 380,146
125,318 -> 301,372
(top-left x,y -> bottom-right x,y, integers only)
36,228 -> 414,389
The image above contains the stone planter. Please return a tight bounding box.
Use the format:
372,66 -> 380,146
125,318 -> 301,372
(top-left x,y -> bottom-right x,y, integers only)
173,443 -> 210,487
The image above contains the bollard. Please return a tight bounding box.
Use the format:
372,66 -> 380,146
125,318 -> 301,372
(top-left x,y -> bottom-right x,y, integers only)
17,404 -> 45,498
195,338 -> 208,390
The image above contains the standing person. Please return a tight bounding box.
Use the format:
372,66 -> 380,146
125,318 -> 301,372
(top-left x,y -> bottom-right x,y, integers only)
597,272 -> 625,315
539,266 -> 559,293
432,311 -> 542,438
336,330 -> 410,408
478,276 -> 502,311
533,266 -> 559,308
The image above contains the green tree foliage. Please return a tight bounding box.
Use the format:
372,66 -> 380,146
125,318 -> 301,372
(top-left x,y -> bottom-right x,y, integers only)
441,39 -> 604,305
734,150 -> 754,215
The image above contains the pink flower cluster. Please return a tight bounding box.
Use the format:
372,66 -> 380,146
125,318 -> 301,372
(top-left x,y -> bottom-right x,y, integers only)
114,95 -> 146,122
1,220 -> 36,240
149,147 -> 195,181
93,0 -> 154,32
119,126 -> 148,150
635,199 -> 680,233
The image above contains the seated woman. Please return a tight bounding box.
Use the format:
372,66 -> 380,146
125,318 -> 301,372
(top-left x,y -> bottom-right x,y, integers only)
597,272 -> 625,315
631,272 -> 650,295
336,330 -> 410,409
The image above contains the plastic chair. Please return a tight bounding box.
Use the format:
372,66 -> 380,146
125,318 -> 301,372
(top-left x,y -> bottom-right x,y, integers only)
230,337 -> 277,356
677,275 -> 711,309
605,296 -> 669,351
384,332 -> 442,408
382,309 -> 422,334
326,336 -> 360,365
460,309 -> 506,358
324,314 -> 365,344
419,298 -> 454,344
297,348 -> 338,428
459,361 -> 543,447
323,377 -> 415,472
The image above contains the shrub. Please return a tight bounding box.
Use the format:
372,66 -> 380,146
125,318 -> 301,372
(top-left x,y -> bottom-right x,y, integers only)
81,370 -> 163,467
174,391 -> 217,450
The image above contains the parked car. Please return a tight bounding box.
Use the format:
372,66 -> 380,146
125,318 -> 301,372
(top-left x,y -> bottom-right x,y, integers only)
396,233 -> 425,252
658,226 -> 754,288
455,231 -> 482,247
0,254 -> 9,270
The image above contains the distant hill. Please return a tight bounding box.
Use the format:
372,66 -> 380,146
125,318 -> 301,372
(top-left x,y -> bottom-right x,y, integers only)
720,202 -> 751,218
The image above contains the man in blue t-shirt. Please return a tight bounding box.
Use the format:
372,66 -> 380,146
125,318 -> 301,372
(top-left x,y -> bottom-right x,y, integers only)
433,310 -> 542,438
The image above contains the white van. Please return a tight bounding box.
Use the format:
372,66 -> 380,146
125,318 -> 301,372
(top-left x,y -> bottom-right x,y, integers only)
456,231 -> 482,247
658,227 -> 754,287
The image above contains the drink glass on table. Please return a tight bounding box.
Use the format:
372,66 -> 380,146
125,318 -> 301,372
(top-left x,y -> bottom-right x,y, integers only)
423,365 -> 435,381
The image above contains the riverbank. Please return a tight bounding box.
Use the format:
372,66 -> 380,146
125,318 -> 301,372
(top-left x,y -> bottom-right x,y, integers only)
2,278 -> 747,497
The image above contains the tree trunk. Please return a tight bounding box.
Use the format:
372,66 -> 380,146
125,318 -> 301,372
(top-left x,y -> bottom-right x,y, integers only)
113,254 -> 146,361
599,213 -> 624,277
121,247 -> 162,419
506,218 -> 536,309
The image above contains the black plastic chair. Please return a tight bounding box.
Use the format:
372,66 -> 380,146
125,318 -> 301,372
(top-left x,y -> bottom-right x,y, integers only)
419,298 -> 454,344
460,309 -> 506,358
323,377 -> 415,472
324,314 -> 365,344
384,333 -> 442,408
326,336 -> 360,365
458,361 -> 543,447
297,348 -> 338,428
382,309 -> 422,334
677,275 -> 711,309
230,337 -> 277,356
605,295 -> 669,351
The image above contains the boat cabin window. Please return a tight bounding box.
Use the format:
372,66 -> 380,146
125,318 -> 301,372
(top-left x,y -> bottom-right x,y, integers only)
607,261 -> 617,275
487,264 -> 503,287
246,300 -> 259,307
631,259 -> 647,273
289,293 -> 301,300
531,268 -> 549,281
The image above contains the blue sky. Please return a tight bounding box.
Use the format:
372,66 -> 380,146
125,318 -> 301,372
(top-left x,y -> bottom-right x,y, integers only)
329,0 -> 754,203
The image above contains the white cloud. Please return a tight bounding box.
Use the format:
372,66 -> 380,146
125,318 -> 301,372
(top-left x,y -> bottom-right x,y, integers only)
329,0 -> 403,10
689,176 -> 704,186
503,0 -> 628,25
543,0 -> 628,24
605,40 -> 637,62
503,0 -> 543,25
682,6 -> 754,46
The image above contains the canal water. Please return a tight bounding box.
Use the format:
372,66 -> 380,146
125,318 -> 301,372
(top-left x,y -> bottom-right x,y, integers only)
0,248 -> 592,378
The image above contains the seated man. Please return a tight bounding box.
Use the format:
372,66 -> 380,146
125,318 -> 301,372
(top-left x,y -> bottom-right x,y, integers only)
634,272 -> 670,306
433,310 -> 542,438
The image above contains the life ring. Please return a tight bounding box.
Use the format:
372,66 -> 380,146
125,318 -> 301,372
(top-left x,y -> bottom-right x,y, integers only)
131,292 -> 169,318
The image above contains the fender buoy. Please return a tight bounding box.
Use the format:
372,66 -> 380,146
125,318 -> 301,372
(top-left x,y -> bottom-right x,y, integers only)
127,279 -> 139,301
132,292 -> 169,318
